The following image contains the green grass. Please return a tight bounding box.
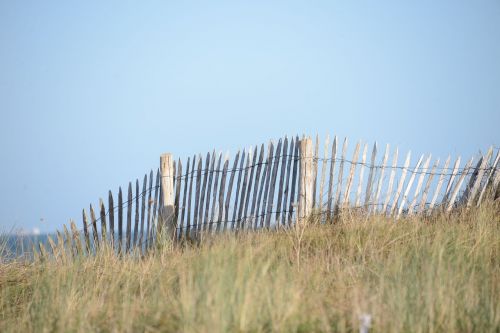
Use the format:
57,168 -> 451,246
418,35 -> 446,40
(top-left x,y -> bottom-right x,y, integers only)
1,203 -> 499,332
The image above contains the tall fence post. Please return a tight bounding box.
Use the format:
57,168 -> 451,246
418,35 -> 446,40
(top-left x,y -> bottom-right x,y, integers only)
299,137 -> 314,222
160,153 -> 175,240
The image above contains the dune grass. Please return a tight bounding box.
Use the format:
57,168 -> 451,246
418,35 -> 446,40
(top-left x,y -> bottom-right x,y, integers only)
1,203 -> 499,332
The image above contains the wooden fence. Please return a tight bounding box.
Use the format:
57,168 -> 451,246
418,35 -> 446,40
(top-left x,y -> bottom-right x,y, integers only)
40,135 -> 500,257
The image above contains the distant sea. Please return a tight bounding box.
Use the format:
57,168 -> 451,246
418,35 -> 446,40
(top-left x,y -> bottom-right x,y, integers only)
1,234 -> 53,261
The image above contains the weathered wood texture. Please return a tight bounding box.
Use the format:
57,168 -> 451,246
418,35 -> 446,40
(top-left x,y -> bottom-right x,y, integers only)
299,137 -> 314,220
73,135 -> 497,254
160,153 -> 175,239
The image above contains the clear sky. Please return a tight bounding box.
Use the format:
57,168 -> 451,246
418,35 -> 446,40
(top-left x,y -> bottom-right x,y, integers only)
1,0 -> 499,233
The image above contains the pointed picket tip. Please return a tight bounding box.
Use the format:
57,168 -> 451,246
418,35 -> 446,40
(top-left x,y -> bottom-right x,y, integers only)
89,203 -> 95,215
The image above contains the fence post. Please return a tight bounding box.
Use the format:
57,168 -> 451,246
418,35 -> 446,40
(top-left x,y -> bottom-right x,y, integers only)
299,137 -> 314,221
160,153 -> 176,240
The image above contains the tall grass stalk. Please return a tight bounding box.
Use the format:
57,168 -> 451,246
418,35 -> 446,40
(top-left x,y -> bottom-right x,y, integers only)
1,203 -> 499,332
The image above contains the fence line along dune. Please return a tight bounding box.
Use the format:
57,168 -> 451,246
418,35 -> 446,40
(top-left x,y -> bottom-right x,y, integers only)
1,134 -> 499,332
46,134 -> 498,256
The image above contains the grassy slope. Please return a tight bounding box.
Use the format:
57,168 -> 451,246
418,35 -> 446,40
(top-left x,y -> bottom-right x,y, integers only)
1,203 -> 499,333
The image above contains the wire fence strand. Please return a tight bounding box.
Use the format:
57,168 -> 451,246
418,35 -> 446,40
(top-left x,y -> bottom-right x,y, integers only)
29,139 -> 499,258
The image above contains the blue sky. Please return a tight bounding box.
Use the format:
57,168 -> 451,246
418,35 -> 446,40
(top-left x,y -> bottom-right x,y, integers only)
1,0 -> 499,232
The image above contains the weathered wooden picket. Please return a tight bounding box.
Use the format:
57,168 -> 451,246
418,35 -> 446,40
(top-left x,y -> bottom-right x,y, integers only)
40,135 -> 500,256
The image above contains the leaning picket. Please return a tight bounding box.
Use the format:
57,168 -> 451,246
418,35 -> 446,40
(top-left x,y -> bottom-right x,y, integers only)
243,148 -> 257,227
139,175 -> 147,248
397,154 -> 424,218
133,180 -> 139,247
99,198 -> 107,245
151,170 -> 160,246
237,149 -> 251,229
467,147 -> 493,206
108,190 -> 115,248
118,187 -> 123,253
364,142 -> 378,208
326,136 -> 338,220
390,150 -> 411,216
383,148 -> 398,214
418,158 -> 439,212
447,157 -> 475,212
203,152 -> 216,231
343,141 -> 360,206
174,159 -> 182,229
334,138 -> 348,213
443,157 -> 461,204
82,208 -> 91,253
288,137 -> 300,225
260,143 -> 274,228
224,151 -> 240,230
250,145 -> 265,229
193,155 -> 203,233
210,153 -> 222,231
180,158 -> 190,232
145,171 -> 153,248
281,139 -> 295,226
373,144 -> 389,214
318,135 -> 330,210
198,152 -> 211,232
186,155 -> 196,236
477,149 -> 500,205
356,143 -> 368,207
232,149 -> 246,229
429,156 -> 451,211
89,204 -> 99,250
312,134 -> 320,208
407,155 -> 432,215
217,157 -> 229,231
126,182 -> 132,252
265,139 -> 282,227
275,137 -> 289,224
